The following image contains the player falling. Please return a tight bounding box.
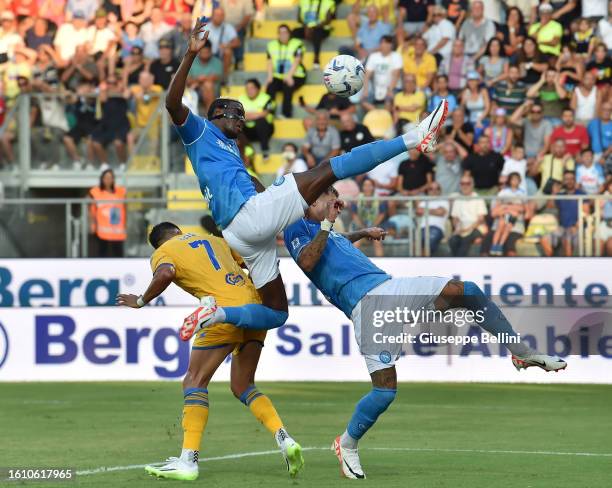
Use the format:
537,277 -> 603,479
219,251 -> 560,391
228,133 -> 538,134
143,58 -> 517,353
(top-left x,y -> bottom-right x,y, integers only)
116,223 -> 304,481
282,187 -> 567,478
165,19 -> 448,337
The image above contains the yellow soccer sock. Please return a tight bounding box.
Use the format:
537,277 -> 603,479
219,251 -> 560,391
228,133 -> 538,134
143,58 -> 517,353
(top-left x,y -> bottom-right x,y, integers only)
239,385 -> 283,434
182,388 -> 209,454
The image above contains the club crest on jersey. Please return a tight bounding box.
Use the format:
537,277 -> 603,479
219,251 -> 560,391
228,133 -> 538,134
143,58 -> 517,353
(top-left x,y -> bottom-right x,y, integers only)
273,175 -> 285,186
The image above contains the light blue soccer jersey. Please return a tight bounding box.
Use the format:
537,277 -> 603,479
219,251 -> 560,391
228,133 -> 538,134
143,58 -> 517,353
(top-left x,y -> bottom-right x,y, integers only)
284,218 -> 391,317
175,110 -> 257,229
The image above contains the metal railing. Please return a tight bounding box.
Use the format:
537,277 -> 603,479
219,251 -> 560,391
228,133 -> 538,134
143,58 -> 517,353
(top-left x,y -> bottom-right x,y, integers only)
0,194 -> 609,258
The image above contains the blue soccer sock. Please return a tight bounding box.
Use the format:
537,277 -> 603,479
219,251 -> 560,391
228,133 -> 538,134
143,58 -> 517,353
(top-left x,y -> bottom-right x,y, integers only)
330,137 -> 408,180
342,387 -> 397,448
216,304 -> 288,330
462,281 -> 530,356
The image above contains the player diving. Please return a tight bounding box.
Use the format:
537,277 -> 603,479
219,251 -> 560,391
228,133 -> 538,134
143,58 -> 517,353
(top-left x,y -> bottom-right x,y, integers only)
116,223 -> 304,481
163,19 -> 449,338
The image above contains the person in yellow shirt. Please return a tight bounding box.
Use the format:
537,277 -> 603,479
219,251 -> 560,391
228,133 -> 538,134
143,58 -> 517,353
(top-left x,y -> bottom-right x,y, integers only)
401,36 -> 437,90
393,73 -> 426,132
116,222 -> 304,481
129,70 -> 163,150
528,3 -> 563,57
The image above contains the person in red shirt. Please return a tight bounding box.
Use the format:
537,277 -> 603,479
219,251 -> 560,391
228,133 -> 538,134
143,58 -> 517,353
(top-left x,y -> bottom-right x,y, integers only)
549,108 -> 590,157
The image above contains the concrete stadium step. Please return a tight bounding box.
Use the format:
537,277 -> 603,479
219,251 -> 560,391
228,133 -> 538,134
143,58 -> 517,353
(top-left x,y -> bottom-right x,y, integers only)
243,51 -> 337,71
246,36 -> 351,53
265,4 -> 352,20
167,189 -> 208,210
229,69 -> 323,86
252,20 -> 350,38
222,83 -> 327,105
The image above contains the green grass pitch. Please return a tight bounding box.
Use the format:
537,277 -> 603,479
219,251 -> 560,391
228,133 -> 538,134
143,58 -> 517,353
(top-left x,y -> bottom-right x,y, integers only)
1,382 -> 611,487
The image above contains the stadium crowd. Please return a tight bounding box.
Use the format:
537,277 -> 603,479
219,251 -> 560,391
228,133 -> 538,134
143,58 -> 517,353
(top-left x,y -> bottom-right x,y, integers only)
0,0 -> 610,257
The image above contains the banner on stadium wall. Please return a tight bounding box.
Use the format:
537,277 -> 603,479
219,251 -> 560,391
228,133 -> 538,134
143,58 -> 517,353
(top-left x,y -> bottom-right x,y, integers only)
0,258 -> 611,308
0,306 -> 610,383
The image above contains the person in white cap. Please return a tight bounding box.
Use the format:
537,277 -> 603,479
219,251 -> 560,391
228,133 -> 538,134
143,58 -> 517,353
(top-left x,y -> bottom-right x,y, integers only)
528,3 -> 563,57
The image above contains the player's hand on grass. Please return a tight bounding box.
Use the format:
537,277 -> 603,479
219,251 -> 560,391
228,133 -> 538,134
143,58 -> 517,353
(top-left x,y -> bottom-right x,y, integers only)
363,227 -> 387,241
325,198 -> 345,222
116,293 -> 140,308
188,19 -> 210,54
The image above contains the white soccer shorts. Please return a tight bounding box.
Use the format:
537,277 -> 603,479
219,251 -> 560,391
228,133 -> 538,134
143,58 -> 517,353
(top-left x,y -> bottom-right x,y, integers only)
222,173 -> 308,289
350,276 -> 450,374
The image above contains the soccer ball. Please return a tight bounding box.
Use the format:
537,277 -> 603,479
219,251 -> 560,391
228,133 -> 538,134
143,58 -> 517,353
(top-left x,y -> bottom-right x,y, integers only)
323,55 -> 365,98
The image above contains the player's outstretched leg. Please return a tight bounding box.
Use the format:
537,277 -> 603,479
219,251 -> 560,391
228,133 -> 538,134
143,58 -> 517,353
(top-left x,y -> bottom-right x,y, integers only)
145,345 -> 233,480
333,367 -> 397,479
231,341 -> 304,477
435,280 -> 568,372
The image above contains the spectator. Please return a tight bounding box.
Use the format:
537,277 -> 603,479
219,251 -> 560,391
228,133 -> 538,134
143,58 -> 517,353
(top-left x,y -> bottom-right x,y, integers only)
239,78 -> 275,158
90,77 -> 130,169
576,148 -> 605,195
537,139 -> 575,192
541,170 -> 587,257
417,182 -> 449,255
187,39 -> 223,115
402,36 -> 437,91
367,153 -> 399,200
597,179 -> 612,256
347,0 -> 392,41
550,108 -> 590,157
551,0 -> 579,30
66,0 -> 98,21
53,11 -> 90,65
149,39 -> 179,90
528,3 -> 563,57
435,141 -> 466,195
205,8 -> 240,82
140,6 -> 172,60
220,0 -> 254,70
293,0 -> 335,68
462,134 -> 504,195
458,0 -> 495,58
88,168 -> 127,257
442,0 -> 467,29
398,0 -> 433,37
362,35 -> 402,112
500,145 -> 528,194
428,74 -> 458,114
302,110 -> 341,167
163,12 -> 192,61
597,2 -> 612,51
492,64 -> 526,112
128,71 -> 163,152
39,0 -> 67,27
393,73 -> 426,132
486,172 -> 527,256
484,108 -> 513,156
440,39 -> 474,93
351,178 -> 388,257
571,17 -> 598,58
570,71 -> 602,125
122,45 -> 146,86
396,148 -> 434,196
460,70 -> 490,131
586,43 -> 612,95
276,142 -> 308,177
445,106 -> 474,151
87,8 -> 117,58
588,102 -> 612,166
422,6 -> 455,65
0,12 -> 22,63
525,69 -> 568,124
121,0 -> 154,25
478,37 -> 508,88
25,18 -> 53,50
510,100 -> 552,161
449,175 -> 488,256
302,91 -> 355,122
120,21 -> 144,61
354,6 -> 392,61
265,24 -> 306,118
496,6 -> 527,58
59,44 -> 97,91
556,45 -> 584,90
339,112 -> 374,153
63,80 -> 97,169
517,36 -> 547,86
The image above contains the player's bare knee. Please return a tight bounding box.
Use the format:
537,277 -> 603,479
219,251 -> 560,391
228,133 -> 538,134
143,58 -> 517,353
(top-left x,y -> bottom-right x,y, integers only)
435,279 -> 465,310
230,380 -> 251,399
371,366 -> 397,390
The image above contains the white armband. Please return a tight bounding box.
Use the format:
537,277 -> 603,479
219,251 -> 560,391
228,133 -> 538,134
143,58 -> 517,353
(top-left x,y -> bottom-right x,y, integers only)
136,296 -> 146,308
320,219 -> 334,232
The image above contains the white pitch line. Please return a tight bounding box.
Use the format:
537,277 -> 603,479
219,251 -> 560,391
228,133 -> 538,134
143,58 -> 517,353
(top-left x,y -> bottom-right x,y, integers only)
76,446 -> 612,476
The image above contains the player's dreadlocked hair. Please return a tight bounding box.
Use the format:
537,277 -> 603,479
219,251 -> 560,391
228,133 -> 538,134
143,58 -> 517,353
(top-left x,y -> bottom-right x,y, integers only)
149,222 -> 180,249
207,98 -> 242,120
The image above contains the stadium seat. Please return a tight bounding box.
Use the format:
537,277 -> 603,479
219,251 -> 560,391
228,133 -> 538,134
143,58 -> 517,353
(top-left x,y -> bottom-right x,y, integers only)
252,20 -> 350,39
273,119 -> 305,139
222,84 -> 327,105
363,109 -> 395,139
254,153 -> 284,174
243,52 -> 337,71
167,189 -> 208,210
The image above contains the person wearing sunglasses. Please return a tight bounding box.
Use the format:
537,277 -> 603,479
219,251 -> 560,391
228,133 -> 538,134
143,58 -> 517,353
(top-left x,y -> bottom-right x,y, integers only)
509,99 -> 553,162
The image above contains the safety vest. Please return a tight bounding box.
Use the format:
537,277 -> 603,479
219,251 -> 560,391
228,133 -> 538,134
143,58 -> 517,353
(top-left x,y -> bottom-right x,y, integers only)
89,186 -> 127,241
299,0 -> 335,28
239,91 -> 275,128
267,38 -> 306,80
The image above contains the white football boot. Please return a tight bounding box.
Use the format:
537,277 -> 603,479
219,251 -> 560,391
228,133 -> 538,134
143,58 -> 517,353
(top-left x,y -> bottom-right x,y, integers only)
144,453 -> 198,481
413,98 -> 448,153
179,296 -> 218,341
332,435 -> 366,479
512,352 -> 567,372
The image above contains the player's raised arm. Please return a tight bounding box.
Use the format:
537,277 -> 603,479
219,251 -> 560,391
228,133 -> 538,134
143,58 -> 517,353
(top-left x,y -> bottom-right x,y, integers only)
297,199 -> 343,272
166,20 -> 209,125
116,264 -> 176,308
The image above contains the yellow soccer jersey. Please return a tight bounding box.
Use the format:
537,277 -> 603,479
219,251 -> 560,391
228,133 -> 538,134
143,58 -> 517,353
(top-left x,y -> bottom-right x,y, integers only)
150,233 -> 261,307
